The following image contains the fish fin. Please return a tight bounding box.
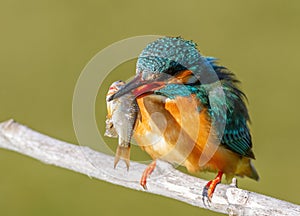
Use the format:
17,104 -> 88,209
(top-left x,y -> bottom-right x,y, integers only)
104,118 -> 118,138
114,154 -> 120,169
114,145 -> 131,171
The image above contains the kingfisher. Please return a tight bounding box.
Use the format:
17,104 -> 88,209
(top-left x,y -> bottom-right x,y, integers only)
108,37 -> 259,201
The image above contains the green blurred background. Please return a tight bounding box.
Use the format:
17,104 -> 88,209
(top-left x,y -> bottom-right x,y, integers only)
1,0 -> 299,215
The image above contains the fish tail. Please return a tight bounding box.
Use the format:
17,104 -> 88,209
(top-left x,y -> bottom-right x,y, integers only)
114,144 -> 131,171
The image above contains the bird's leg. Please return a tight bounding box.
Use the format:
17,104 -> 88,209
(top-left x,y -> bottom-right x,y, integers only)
140,160 -> 156,190
202,171 -> 223,204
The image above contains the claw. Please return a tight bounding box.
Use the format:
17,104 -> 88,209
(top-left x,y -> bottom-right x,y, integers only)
140,161 -> 156,189
202,194 -> 211,207
202,171 -> 223,206
230,177 -> 238,188
114,145 -> 130,171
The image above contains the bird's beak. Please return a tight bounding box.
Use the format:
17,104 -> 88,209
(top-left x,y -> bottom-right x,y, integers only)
108,73 -> 166,101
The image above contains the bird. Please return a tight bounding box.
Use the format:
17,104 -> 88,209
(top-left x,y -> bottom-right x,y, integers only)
108,36 -> 259,202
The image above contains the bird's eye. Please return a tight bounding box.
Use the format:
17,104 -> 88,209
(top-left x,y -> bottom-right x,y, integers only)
142,71 -> 158,81
149,74 -> 158,80
141,70 -> 151,80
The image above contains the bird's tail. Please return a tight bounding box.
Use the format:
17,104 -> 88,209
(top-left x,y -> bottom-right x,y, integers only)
248,161 -> 260,181
236,157 -> 259,181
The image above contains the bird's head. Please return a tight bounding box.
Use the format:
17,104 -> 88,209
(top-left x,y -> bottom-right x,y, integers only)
108,37 -> 217,101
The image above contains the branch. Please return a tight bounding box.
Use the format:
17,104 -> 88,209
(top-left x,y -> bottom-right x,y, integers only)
0,119 -> 299,216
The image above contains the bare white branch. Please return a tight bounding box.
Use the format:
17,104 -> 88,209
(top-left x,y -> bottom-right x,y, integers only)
0,119 -> 299,216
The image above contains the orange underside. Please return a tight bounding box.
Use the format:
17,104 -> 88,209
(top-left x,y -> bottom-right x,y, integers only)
133,94 -> 254,180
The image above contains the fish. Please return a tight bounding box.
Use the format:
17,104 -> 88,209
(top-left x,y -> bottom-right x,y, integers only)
105,80 -> 138,170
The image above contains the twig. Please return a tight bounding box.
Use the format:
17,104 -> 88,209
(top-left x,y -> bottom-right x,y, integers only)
0,119 -> 299,216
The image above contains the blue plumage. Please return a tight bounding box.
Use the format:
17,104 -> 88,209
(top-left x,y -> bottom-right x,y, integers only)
139,37 -> 254,159
137,37 -> 218,84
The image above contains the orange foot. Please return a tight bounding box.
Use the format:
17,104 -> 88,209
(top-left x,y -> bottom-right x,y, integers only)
202,171 -> 223,205
140,161 -> 156,190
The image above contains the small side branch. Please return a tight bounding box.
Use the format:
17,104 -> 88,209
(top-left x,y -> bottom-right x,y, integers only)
0,119 -> 299,215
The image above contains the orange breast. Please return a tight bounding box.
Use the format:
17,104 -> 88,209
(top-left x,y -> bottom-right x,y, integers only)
133,94 -> 243,177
